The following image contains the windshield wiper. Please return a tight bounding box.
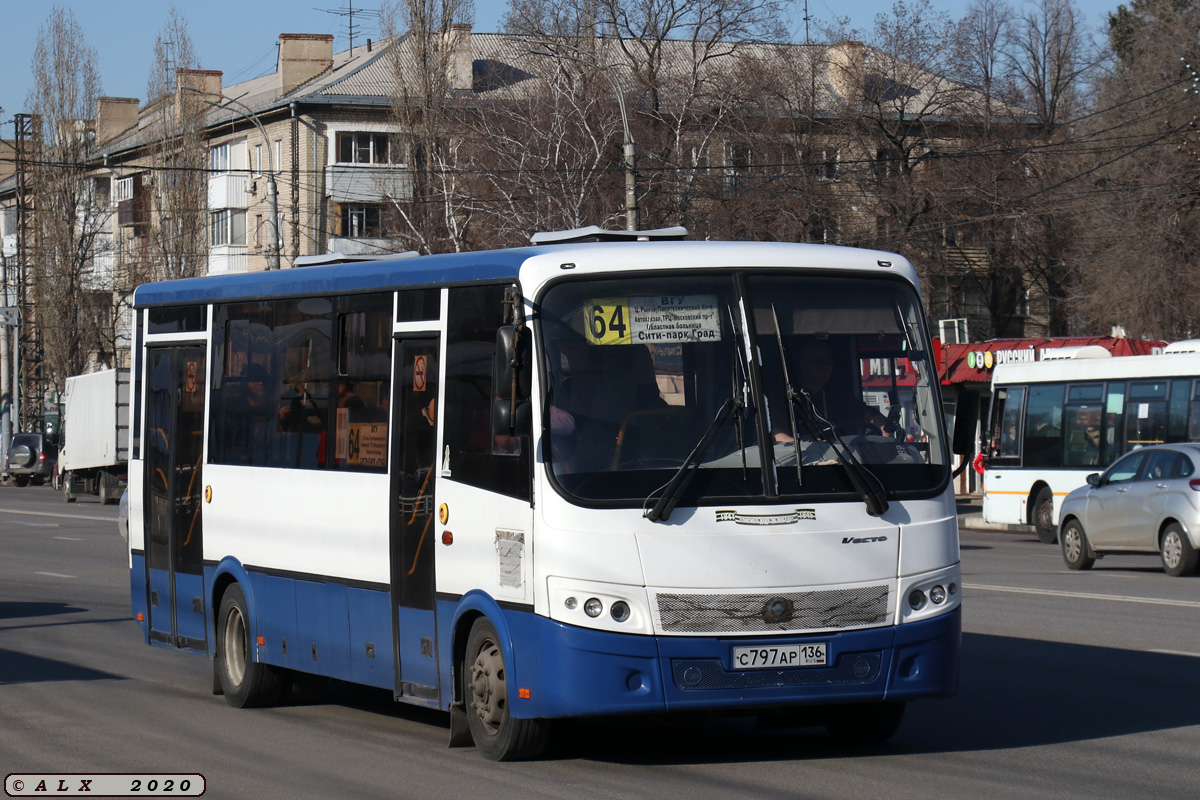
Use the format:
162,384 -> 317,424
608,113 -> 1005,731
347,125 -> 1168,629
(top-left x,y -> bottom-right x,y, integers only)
788,388 -> 889,516
645,394 -> 742,522
771,321 -> 888,517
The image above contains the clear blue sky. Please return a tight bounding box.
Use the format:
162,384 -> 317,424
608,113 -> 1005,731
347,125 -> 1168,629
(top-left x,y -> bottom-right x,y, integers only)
1,0 -> 1124,136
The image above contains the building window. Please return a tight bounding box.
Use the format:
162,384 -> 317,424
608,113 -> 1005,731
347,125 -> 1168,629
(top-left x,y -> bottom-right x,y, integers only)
115,177 -> 134,203
337,132 -> 390,164
254,144 -> 263,175
210,142 -> 231,173
341,205 -> 382,238
211,209 -> 246,246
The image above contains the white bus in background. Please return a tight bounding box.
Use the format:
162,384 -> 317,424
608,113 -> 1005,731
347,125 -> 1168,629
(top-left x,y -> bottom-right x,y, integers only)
127,227 -> 977,761
982,342 -> 1200,542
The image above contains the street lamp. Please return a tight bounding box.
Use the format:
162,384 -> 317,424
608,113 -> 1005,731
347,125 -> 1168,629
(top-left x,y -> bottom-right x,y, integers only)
529,45 -> 640,231
182,87 -> 281,270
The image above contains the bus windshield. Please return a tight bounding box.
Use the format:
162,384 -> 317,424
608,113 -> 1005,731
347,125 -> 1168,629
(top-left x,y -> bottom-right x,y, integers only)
539,271 -> 947,506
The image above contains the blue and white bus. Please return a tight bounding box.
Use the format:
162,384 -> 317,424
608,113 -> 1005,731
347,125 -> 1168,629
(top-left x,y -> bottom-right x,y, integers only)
127,228 -> 976,760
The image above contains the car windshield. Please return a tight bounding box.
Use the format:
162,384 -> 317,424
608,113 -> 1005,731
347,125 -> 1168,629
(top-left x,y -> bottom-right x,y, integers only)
539,271 -> 947,507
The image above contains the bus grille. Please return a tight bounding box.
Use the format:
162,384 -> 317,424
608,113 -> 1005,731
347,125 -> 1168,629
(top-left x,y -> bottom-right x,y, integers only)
654,585 -> 890,634
671,652 -> 882,691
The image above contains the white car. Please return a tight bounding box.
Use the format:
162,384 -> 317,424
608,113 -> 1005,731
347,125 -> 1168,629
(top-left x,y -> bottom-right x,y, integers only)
1057,443 -> 1200,577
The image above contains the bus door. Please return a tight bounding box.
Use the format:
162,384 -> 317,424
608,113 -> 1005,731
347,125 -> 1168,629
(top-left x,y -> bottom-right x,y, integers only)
389,335 -> 441,703
144,346 -> 207,652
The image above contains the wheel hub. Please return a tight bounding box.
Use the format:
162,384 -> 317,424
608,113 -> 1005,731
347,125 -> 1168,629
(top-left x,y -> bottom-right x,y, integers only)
469,641 -> 506,734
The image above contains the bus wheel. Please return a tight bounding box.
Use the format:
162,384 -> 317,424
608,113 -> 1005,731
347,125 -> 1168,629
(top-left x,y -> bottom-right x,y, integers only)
216,584 -> 282,708
1061,519 -> 1095,570
823,701 -> 905,745
463,617 -> 549,761
1160,523 -> 1198,577
1033,487 -> 1057,544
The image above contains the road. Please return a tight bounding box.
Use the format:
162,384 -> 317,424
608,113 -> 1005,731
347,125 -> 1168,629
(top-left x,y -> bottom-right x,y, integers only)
2,484 -> 1198,799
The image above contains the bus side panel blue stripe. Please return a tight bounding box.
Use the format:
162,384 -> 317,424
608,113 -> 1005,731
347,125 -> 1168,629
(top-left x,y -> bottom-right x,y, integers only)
130,553 -> 149,642
435,601 -> 960,719
348,588 -> 394,690
205,567 -> 394,691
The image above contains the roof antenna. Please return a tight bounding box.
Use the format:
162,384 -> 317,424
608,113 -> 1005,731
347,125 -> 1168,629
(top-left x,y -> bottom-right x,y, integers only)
315,0 -> 381,56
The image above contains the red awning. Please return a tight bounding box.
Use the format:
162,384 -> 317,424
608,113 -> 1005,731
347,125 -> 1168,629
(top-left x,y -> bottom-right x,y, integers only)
938,337 -> 1165,385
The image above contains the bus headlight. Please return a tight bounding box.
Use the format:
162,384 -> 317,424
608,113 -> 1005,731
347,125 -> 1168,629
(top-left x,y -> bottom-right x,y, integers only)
547,577 -> 652,635
899,565 -> 961,624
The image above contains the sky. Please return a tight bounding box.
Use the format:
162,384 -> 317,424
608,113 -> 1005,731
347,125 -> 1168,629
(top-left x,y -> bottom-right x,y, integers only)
1,0 -> 1126,137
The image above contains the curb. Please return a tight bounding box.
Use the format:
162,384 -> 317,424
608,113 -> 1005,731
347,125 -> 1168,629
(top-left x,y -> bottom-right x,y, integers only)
958,512 -> 1034,533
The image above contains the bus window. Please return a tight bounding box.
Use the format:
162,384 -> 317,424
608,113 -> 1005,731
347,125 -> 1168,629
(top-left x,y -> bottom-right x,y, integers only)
1168,379 -> 1191,442
1062,384 -> 1103,467
1193,383 -> 1200,440
333,295 -> 392,472
989,386 -> 1024,463
1103,383 -> 1126,465
1022,385 -> 1063,468
1126,381 -> 1168,448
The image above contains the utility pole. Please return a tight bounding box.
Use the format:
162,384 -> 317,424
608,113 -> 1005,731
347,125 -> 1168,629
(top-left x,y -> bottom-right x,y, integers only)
1,248 -> 13,462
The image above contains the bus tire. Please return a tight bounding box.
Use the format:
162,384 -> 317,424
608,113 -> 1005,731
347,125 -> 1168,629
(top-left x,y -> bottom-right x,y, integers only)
216,584 -> 283,708
1061,519 -> 1095,570
1160,522 -> 1198,577
463,617 -> 549,761
823,701 -> 905,745
1033,487 -> 1056,544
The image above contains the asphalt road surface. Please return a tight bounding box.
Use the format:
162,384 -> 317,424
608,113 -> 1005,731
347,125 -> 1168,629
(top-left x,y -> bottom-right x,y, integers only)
2,484 -> 1198,799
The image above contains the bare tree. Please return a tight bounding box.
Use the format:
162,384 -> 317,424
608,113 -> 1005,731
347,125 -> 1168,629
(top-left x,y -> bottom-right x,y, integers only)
471,44 -> 624,239
25,6 -> 110,388
381,0 -> 478,253
1071,0 -> 1200,339
1002,0 -> 1093,335
829,0 -> 970,259
142,6 -> 209,284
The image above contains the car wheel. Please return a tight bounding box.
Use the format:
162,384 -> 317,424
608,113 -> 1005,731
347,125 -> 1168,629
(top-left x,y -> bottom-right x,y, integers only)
463,617 -> 549,761
824,701 -> 906,745
1033,487 -> 1056,544
1061,518 -> 1095,570
12,476 -> 29,488
1160,523 -> 1199,577
216,584 -> 283,708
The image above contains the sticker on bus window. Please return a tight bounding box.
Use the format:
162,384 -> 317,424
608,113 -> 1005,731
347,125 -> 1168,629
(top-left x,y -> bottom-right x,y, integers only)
349,422 -> 387,467
584,295 -> 721,345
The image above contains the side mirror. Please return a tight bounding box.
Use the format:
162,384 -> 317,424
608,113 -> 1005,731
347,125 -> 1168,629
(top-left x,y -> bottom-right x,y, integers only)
952,389 -> 980,456
1086,473 -> 1101,487
494,325 -> 531,402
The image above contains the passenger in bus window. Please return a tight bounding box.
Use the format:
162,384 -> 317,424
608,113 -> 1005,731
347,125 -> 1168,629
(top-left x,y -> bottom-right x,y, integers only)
221,362 -> 274,465
1084,425 -> 1101,465
773,339 -> 890,443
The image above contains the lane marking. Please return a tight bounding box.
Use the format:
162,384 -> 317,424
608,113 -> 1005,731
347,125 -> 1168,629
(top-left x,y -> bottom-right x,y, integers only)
34,571 -> 77,579
53,536 -> 83,541
0,508 -> 114,523
14,521 -> 59,528
966,583 -> 1200,609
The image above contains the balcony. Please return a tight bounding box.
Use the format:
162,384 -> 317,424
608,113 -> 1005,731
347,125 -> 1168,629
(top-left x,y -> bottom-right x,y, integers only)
208,173 -> 248,210
326,164 -> 412,203
207,245 -> 248,275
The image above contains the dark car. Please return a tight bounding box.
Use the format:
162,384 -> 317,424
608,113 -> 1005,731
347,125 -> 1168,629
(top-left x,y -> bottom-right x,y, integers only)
4,433 -> 58,487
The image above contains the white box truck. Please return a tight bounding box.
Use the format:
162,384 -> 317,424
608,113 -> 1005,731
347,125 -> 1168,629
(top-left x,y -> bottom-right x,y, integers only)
59,368 -> 130,504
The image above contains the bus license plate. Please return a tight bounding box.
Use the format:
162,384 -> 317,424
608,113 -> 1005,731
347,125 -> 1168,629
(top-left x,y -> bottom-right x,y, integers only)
732,643 -> 827,669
